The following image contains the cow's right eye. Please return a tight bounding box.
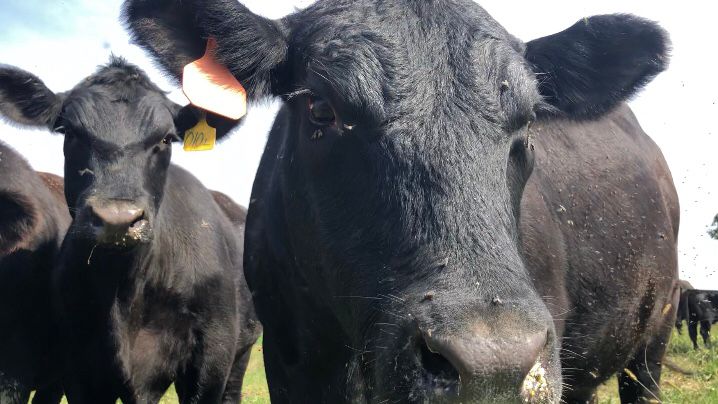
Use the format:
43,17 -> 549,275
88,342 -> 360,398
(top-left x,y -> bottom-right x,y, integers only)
308,96 -> 336,126
160,133 -> 180,146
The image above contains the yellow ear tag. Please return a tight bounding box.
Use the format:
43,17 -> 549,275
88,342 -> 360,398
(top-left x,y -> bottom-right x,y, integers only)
183,117 -> 216,152
182,37 -> 247,120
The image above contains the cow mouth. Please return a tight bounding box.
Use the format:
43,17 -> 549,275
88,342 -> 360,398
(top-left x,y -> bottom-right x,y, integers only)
127,219 -> 151,242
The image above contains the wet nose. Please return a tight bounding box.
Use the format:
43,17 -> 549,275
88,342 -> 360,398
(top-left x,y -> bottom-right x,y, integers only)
417,325 -> 550,399
88,200 -> 145,239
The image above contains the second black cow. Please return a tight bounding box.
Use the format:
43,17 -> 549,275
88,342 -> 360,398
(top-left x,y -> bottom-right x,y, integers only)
0,140 -> 69,404
675,279 -> 693,333
0,58 -> 261,403
680,289 -> 718,349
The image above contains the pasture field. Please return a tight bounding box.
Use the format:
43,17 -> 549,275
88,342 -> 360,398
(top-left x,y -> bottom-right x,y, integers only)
597,329 -> 718,403
32,330 -> 718,403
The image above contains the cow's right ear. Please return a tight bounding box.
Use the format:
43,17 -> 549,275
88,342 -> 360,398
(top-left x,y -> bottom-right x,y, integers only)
123,0 -> 289,101
0,191 -> 38,256
0,65 -> 63,129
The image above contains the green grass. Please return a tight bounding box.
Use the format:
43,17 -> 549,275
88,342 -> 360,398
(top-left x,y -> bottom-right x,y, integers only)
597,329 -> 718,403
33,330 -> 718,403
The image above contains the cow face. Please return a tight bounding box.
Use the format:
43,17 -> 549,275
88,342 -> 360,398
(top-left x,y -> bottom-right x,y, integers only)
124,1 -> 668,402
0,58 -> 197,248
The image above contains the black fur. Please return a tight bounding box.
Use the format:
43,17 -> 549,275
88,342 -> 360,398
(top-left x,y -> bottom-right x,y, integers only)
0,141 -> 70,404
125,1 -> 676,403
675,279 -> 694,333
0,59 -> 260,403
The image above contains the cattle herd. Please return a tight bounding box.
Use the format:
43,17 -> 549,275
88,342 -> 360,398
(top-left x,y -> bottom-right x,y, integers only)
0,0 -> 698,403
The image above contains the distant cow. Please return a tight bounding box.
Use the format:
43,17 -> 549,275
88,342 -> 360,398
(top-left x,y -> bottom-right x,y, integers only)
682,289 -> 718,349
0,59 -> 261,403
0,141 -> 69,404
675,280 -> 694,333
124,1 -> 679,403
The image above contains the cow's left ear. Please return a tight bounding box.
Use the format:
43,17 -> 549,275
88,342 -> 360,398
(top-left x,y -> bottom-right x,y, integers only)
525,14 -> 670,120
0,65 -> 63,128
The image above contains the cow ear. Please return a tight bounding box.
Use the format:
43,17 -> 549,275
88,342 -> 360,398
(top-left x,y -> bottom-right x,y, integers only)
123,0 -> 288,101
0,65 -> 63,128
525,14 -> 670,120
172,103 -> 240,142
0,191 -> 38,255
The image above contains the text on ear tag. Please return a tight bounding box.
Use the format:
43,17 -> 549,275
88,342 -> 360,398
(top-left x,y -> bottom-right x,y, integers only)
183,117 -> 216,152
182,37 -> 247,120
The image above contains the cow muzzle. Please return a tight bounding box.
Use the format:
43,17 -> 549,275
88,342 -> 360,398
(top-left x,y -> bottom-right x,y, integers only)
373,300 -> 561,403
411,324 -> 555,403
86,199 -> 151,246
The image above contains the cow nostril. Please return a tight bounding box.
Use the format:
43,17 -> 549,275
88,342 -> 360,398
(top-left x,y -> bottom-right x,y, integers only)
90,209 -> 105,228
418,334 -> 460,383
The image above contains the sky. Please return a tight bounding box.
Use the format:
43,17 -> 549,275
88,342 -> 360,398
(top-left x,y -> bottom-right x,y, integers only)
1,0 -> 716,288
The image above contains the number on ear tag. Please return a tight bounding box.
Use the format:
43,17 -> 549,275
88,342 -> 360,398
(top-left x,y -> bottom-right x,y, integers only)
183,117 -> 216,152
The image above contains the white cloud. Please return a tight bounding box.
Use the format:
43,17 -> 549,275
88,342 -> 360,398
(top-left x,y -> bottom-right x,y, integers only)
1,0 -> 716,287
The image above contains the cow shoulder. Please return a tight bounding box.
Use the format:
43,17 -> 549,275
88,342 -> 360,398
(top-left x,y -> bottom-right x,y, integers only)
0,189 -> 38,255
37,172 -> 66,204
210,191 -> 247,228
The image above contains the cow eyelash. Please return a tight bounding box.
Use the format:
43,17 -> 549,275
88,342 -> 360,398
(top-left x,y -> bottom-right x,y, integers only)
55,124 -> 81,139
54,123 -> 75,137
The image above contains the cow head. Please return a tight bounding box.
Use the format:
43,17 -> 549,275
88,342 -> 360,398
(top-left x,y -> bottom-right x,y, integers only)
123,0 -> 668,401
0,58 -> 203,249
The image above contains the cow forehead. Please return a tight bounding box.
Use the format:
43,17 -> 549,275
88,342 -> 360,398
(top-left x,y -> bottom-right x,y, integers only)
61,86 -> 174,144
287,0 -> 536,129
289,1 -> 517,73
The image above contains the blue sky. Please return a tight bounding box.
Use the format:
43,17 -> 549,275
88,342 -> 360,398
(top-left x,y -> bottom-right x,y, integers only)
1,0 -> 717,287
1,0 -> 84,39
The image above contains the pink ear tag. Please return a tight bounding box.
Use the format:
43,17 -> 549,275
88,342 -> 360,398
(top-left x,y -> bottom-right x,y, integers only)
182,38 -> 247,120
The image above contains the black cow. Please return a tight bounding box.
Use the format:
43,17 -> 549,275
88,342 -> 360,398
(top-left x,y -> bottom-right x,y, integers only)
0,141 -> 69,404
125,1 -> 678,403
682,289 -> 718,349
0,59 -> 261,403
675,279 -> 694,333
